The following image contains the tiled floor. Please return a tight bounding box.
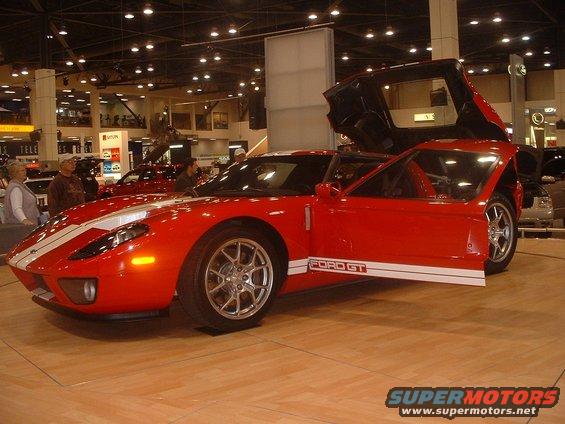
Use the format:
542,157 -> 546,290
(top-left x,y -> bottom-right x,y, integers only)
0,238 -> 563,423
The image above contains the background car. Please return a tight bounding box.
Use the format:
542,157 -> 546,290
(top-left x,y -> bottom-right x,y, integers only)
97,164 -> 180,198
518,180 -> 553,237
24,177 -> 52,212
541,147 -> 565,226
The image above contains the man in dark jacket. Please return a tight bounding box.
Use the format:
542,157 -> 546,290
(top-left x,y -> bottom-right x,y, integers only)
174,158 -> 199,192
47,154 -> 85,216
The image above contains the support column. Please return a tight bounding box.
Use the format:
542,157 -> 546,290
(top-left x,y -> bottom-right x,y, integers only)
554,69 -> 565,146
509,54 -> 526,145
265,28 -> 335,150
34,69 -> 58,162
429,0 -> 459,60
90,88 -> 101,154
144,96 -> 153,134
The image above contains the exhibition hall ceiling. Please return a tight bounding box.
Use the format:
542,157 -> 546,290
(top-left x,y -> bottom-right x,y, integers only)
0,0 -> 562,95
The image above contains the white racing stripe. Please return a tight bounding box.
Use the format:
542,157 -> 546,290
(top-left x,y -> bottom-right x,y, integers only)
287,257 -> 485,286
9,197 -> 209,271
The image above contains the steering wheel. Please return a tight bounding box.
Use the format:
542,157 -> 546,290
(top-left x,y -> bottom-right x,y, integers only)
183,187 -> 199,197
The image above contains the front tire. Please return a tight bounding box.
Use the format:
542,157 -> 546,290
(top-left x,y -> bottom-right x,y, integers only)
485,193 -> 517,275
177,226 -> 282,332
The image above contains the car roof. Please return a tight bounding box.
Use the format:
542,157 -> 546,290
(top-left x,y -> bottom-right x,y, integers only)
258,150 -> 390,159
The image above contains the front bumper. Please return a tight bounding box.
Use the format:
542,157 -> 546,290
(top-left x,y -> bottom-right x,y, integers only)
32,294 -> 168,321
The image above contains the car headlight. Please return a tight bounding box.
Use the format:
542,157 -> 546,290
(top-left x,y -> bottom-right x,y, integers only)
69,223 -> 149,260
538,196 -> 553,209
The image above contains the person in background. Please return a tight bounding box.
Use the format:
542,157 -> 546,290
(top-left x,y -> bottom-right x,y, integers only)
234,147 -> 246,164
47,154 -> 85,216
174,158 -> 199,192
3,161 -> 39,225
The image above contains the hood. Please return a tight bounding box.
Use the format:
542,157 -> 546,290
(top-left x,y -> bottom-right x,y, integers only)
516,145 -> 543,182
324,59 -> 508,154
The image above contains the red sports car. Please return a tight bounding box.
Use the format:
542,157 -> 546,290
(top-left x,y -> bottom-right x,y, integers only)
7,59 -> 523,332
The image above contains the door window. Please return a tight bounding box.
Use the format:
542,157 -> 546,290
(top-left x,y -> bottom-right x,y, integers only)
121,170 -> 142,184
332,157 -> 388,188
350,150 -> 499,201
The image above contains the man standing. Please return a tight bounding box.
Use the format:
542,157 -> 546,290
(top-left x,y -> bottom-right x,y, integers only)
47,154 -> 85,216
234,147 -> 246,164
174,158 -> 199,192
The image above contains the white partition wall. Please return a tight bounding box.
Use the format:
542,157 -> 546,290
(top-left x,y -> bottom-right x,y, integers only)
265,28 -> 335,151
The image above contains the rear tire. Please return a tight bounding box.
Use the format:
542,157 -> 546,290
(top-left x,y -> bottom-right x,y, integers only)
484,192 -> 518,275
177,225 -> 282,332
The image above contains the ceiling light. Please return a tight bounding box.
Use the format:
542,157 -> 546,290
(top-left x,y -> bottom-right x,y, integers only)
254,86 -> 259,91
125,13 -> 134,19
78,56 -> 86,63
20,68 -> 29,75
543,49 -> 550,55
210,28 -> 219,37
544,62 -> 551,67
199,57 -> 207,63
131,44 -> 139,52
341,53 -> 349,61
186,89 -> 193,94
468,69 -> 475,74
308,13 -> 318,20
121,98 -> 128,101
237,93 -> 243,97
330,9 -> 340,16
521,35 -> 530,41
137,84 -> 144,88
90,76 -> 97,82
77,99 -> 85,102
147,64 -> 154,72
228,94 -> 233,97
66,60 -> 74,66
365,30 -> 375,39
147,82 -> 154,87
80,80 -> 87,85
10,71 -> 19,77
213,52 -> 221,61
5,90 -> 15,94
525,51 -> 533,56
145,41 -> 154,50
459,58 -> 465,63
204,74 -> 210,79
67,94 -> 74,97
140,95 -> 145,98
1,85 -> 8,88
143,3 -> 153,15
470,20 -> 479,25
196,88 -> 203,92
482,68 -> 490,73
426,46 -> 433,51
492,14 -> 502,23
63,89 -> 72,92
12,98 -> 22,102
384,85 -> 390,90
250,81 -> 256,85
501,37 -> 510,43
135,66 -> 142,74
193,76 -> 199,81
116,93 -> 123,96
60,101 -> 69,105
58,24 -> 67,35
85,91 -> 90,94
366,67 -> 373,72
385,26 -> 394,36
100,100 -> 107,103
409,47 -> 417,53
254,67 -> 261,72
228,24 -> 238,34
239,82 -> 245,87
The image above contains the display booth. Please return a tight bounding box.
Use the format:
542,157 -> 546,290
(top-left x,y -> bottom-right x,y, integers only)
99,130 -> 130,180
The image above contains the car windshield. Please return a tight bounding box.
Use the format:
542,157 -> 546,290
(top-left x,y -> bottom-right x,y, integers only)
25,179 -> 51,195
196,155 -> 333,197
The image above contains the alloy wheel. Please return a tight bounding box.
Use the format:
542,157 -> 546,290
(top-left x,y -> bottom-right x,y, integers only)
204,238 -> 273,320
486,202 -> 513,263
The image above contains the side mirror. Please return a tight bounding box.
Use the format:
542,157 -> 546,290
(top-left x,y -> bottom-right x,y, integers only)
315,182 -> 341,199
542,175 -> 556,184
